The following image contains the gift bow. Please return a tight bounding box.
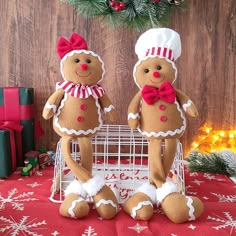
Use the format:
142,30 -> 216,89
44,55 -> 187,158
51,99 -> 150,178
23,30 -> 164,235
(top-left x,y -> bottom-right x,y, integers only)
57,32 -> 88,59
141,81 -> 176,105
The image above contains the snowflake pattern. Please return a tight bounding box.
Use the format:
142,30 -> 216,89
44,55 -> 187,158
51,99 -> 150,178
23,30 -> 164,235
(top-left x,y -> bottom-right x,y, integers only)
0,188 -> 38,211
128,223 -> 148,233
185,185 -> 197,195
0,215 -> 47,235
82,226 -> 97,236
203,173 -> 225,182
27,182 -> 42,188
207,212 -> 236,234
211,192 -> 236,203
191,179 -> 204,186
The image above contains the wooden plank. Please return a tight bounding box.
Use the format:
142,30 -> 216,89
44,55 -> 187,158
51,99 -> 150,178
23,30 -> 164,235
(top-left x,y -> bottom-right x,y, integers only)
0,0 -> 235,156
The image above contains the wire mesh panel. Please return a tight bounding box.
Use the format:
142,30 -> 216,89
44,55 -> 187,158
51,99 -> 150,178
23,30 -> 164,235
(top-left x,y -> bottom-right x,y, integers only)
50,125 -> 185,203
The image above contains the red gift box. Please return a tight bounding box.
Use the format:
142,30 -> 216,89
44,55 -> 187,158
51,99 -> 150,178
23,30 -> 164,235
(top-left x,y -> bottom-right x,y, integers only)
0,87 -> 44,167
0,122 -> 23,172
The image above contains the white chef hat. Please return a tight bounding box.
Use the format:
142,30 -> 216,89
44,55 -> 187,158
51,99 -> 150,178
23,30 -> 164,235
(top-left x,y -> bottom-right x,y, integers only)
135,28 -> 181,61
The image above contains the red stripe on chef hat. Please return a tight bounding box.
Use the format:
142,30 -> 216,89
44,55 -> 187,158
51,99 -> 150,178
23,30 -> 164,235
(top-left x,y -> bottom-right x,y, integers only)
145,47 -> 174,61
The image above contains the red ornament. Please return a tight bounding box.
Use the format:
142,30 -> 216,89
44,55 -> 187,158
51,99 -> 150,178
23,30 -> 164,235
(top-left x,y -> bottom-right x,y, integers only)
154,0 -> 160,3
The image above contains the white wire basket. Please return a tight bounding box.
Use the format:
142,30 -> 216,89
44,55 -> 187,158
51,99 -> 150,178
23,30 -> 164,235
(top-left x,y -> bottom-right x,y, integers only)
50,125 -> 185,203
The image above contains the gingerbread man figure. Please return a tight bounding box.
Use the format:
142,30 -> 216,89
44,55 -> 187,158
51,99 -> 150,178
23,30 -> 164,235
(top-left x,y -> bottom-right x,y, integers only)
123,28 -> 204,223
42,33 -> 118,219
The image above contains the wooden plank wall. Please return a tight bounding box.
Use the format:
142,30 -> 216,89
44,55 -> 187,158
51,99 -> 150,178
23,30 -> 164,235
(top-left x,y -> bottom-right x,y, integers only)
0,0 -> 235,156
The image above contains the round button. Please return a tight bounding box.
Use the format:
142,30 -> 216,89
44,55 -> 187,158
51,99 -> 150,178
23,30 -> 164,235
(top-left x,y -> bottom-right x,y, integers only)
159,104 -> 166,110
77,116 -> 84,123
160,116 -> 167,122
80,104 -> 87,110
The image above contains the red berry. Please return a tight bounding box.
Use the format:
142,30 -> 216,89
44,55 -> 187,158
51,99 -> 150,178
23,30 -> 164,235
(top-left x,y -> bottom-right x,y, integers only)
110,1 -> 117,7
115,6 -> 121,12
119,2 -> 126,9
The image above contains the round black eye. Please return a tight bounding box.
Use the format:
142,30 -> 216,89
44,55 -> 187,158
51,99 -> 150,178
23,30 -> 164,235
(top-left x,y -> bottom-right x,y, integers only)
144,69 -> 149,73
74,58 -> 80,63
86,59 -> 91,63
157,65 -> 162,70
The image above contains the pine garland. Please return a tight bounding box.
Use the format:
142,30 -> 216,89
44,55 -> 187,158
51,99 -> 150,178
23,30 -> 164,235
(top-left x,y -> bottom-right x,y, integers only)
186,150 -> 236,176
61,0 -> 186,31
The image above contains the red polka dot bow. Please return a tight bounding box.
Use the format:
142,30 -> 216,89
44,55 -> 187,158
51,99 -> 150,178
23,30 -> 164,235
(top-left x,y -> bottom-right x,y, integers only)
141,81 -> 176,105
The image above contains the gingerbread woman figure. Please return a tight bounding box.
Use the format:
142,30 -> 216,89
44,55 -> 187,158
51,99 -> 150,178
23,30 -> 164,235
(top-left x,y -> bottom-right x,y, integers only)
42,33 -> 118,219
123,28 -> 204,223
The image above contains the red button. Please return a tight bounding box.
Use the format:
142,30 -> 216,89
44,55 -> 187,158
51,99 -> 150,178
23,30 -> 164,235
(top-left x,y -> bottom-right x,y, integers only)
77,116 -> 84,122
160,116 -> 167,122
159,104 -> 166,110
80,104 -> 87,110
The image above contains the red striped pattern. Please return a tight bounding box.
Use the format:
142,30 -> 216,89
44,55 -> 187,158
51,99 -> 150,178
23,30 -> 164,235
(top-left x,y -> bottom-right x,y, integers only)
145,47 -> 174,61
56,81 -> 105,99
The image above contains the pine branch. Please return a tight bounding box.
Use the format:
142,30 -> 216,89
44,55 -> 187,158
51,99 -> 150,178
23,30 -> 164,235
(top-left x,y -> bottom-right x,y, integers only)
60,0 -> 186,32
186,151 -> 232,176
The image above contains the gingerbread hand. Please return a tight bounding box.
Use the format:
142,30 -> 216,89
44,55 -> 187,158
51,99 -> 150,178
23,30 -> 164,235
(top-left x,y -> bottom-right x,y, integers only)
104,106 -> 118,122
42,103 -> 56,120
128,113 -> 140,129
42,89 -> 65,120
182,101 -> 198,117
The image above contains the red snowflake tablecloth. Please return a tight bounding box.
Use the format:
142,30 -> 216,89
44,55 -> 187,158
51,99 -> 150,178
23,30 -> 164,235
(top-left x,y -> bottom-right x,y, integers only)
0,166 -> 236,236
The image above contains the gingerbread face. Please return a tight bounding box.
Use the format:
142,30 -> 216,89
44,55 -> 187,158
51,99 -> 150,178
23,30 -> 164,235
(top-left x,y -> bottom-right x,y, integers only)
134,57 -> 176,89
61,52 -> 104,86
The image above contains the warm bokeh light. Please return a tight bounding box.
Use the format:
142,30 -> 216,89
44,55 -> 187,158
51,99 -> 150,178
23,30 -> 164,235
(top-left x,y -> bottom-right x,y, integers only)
190,123 -> 236,153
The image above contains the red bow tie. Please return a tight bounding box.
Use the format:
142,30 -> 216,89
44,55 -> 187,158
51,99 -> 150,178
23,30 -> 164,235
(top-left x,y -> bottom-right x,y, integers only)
141,81 -> 176,105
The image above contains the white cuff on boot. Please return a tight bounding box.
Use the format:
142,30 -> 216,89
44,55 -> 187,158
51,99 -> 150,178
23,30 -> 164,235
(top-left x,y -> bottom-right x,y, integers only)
156,180 -> 178,204
82,174 -> 105,197
64,180 -> 87,199
135,182 -> 157,204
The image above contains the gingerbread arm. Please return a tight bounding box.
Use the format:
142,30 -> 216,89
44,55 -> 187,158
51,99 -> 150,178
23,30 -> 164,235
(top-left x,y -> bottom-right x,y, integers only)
99,94 -> 118,122
42,89 -> 65,120
175,89 -> 198,117
128,91 -> 141,129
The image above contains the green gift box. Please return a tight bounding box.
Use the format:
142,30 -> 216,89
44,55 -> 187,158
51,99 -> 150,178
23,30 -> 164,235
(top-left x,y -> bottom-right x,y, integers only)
0,130 -> 13,178
0,87 -> 37,167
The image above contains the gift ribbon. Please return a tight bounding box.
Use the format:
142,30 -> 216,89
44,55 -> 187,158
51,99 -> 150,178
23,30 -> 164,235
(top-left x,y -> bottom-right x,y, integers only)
0,88 -> 34,121
0,121 -> 23,171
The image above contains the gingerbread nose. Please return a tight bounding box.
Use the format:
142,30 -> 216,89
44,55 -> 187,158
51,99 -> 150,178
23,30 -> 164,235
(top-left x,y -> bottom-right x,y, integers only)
81,64 -> 88,70
153,71 -> 160,78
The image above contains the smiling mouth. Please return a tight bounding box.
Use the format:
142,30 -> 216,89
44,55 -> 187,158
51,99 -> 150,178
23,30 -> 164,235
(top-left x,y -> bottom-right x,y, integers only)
149,76 -> 165,84
76,71 -> 91,77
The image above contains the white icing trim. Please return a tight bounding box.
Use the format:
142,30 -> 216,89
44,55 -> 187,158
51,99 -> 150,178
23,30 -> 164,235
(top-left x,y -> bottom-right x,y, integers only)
156,180 -> 178,204
182,100 -> 193,112
95,199 -> 118,211
103,105 -> 114,113
60,49 -> 105,84
128,113 -> 140,120
44,102 -> 57,113
82,174 -> 105,197
138,99 -> 186,137
64,180 -> 87,199
131,201 -> 153,219
135,183 -> 157,204
68,197 -> 84,218
54,93 -> 103,135
186,196 -> 196,221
